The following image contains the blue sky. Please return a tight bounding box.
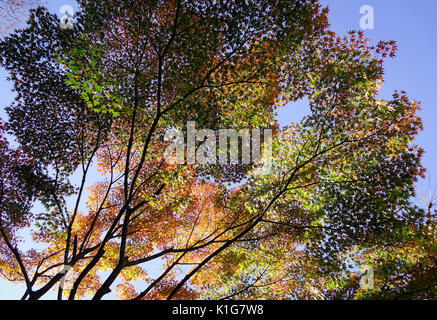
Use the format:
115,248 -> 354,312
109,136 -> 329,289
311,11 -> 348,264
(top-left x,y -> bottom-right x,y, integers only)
279,0 -> 437,178
0,0 -> 436,299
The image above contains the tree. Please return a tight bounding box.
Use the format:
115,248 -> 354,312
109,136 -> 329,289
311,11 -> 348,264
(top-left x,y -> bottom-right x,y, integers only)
0,0 -> 434,300
0,0 -> 42,36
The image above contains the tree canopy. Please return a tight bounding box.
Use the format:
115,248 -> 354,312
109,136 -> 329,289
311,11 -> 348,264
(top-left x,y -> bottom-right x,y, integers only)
0,0 -> 435,300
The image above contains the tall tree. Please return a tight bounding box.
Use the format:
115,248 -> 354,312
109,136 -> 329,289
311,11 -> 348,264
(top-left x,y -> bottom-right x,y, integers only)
0,0 -> 433,300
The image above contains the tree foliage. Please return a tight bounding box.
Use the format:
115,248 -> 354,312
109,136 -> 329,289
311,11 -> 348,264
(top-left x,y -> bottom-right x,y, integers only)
0,0 -> 434,300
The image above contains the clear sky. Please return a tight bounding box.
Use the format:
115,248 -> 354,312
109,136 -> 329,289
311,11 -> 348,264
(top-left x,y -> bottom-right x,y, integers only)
0,0 -> 436,299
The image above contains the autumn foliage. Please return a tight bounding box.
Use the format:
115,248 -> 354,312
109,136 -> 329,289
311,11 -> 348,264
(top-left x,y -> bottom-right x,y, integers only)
0,0 -> 435,300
